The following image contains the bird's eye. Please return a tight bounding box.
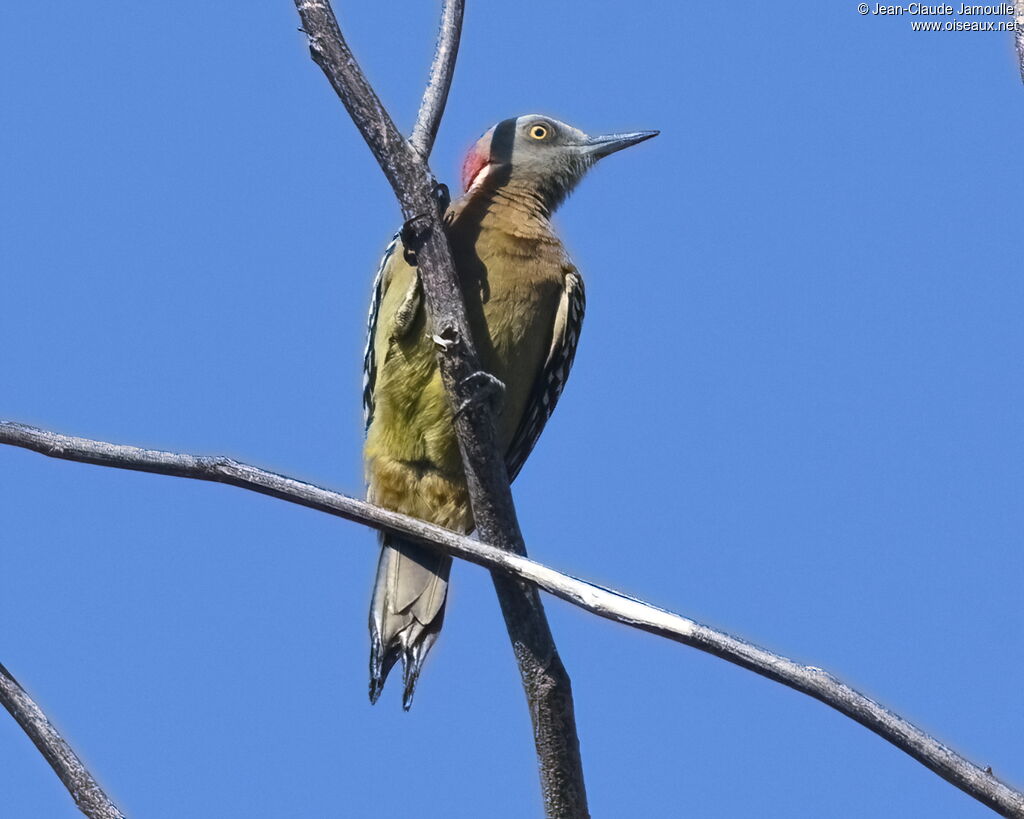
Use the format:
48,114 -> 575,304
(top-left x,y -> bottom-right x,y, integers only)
528,124 -> 550,140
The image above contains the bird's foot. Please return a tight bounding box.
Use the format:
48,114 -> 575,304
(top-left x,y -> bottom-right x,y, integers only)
431,326 -> 459,352
455,371 -> 505,418
400,213 -> 431,266
400,183 -> 450,266
432,182 -> 451,212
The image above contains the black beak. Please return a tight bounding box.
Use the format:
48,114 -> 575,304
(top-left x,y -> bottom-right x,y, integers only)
583,130 -> 659,159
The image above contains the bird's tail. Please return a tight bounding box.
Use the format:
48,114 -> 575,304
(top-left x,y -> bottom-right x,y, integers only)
369,532 -> 452,709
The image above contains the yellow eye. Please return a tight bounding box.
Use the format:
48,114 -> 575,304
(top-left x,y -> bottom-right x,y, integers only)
529,124 -> 549,140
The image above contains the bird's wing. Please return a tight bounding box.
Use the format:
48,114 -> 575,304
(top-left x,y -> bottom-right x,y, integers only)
504,266 -> 586,482
362,235 -> 399,430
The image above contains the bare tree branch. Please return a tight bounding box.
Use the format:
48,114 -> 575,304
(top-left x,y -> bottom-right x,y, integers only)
1016,0 -> 1024,83
411,0 -> 464,158
292,2 -> 587,815
3,421 -> 1023,817
0,661 -> 125,819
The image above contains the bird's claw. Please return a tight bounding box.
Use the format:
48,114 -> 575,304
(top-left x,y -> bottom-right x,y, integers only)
400,213 -> 431,266
400,183 -> 450,266
455,371 -> 505,418
431,326 -> 458,351
433,182 -> 451,212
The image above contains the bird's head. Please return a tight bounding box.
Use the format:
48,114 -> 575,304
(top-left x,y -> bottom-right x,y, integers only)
460,115 -> 657,216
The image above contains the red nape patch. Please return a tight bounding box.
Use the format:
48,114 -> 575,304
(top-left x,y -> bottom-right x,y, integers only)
460,142 -> 489,192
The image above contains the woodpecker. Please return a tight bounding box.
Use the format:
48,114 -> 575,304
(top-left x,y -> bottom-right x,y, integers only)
363,114 -> 657,707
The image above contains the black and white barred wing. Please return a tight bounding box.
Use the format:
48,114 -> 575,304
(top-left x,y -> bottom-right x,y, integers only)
504,267 -> 586,482
362,235 -> 398,430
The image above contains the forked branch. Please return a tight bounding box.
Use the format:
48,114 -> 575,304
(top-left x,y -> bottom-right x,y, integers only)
292,2 -> 588,815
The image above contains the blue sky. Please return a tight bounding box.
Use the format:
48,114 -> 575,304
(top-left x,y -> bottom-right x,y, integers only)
2,2 -> 1022,817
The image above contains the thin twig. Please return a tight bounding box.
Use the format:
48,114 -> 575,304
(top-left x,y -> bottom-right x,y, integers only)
410,0 -> 464,158
0,661 -> 125,819
1016,1 -> 1024,84
2,421 -> 1023,817
292,2 -> 588,815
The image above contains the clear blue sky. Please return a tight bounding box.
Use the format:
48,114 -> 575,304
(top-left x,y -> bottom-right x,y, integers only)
3,3 -> 1022,817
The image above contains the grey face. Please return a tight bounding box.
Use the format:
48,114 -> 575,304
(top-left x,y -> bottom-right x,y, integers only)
463,114 -> 658,214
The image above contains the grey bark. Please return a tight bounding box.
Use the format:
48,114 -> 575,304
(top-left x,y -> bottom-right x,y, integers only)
410,0 -> 464,158
2,420 -> 1023,817
0,661 -> 126,819
1016,1 -> 1024,83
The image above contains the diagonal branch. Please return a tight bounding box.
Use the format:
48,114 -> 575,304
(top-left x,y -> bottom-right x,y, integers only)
292,2 -> 587,815
2,421 -> 1024,817
0,661 -> 125,819
411,0 -> 464,158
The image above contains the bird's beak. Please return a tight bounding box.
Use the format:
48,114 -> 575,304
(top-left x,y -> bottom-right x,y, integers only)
582,130 -> 659,159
